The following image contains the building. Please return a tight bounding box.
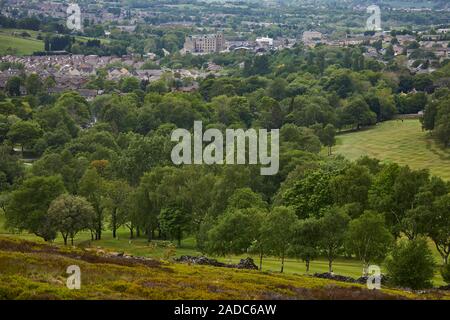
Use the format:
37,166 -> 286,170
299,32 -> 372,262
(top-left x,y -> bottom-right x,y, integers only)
256,37 -> 274,49
183,32 -> 225,54
302,31 -> 323,43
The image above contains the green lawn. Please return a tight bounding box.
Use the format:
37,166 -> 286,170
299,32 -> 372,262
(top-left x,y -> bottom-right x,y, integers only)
0,30 -> 44,55
332,119 -> 450,181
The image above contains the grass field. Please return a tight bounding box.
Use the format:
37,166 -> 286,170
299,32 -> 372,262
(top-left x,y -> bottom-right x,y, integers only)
0,28 -> 109,56
332,119 -> 450,181
0,30 -> 44,55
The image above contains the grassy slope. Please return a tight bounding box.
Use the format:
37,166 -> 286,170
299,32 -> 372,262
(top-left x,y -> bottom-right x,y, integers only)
332,119 -> 450,180
0,30 -> 44,55
1,236 -> 447,300
0,213 -> 445,287
0,28 -> 109,56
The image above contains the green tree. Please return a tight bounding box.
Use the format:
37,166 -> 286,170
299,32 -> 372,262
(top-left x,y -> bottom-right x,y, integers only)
5,175 -> 65,241
344,211 -> 394,275
427,194 -> 450,264
47,194 -> 95,245
318,207 -> 350,273
158,204 -> 190,246
340,96 -> 377,130
7,120 -> 43,152
79,167 -> 106,240
25,73 -> 43,95
290,217 -> 321,273
386,238 -> 435,290
261,206 -> 298,273
5,76 -> 22,96
207,208 -> 263,257
105,179 -> 132,238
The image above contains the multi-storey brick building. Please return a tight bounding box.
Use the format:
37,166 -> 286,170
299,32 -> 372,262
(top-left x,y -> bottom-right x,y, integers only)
183,32 -> 225,54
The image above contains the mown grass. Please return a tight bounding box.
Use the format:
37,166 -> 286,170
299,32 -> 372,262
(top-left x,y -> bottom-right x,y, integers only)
0,28 -> 110,56
0,30 -> 44,55
331,119 -> 450,181
1,236 -> 447,300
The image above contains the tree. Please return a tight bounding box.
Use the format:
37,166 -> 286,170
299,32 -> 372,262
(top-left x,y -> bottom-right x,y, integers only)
120,77 -> 141,93
318,207 -> 350,273
158,204 -> 190,246
5,175 -> 65,241
441,262 -> 450,285
261,206 -> 298,273
344,211 -> 394,275
321,124 -> 336,156
105,179 -> 132,238
5,76 -> 22,96
25,73 -> 43,95
369,164 -> 429,237
7,120 -> 43,152
434,101 -> 450,147
79,167 -> 106,240
339,96 -> 377,130
290,217 -> 321,273
48,194 -> 95,245
226,188 -> 267,211
427,194 -> 450,265
386,238 -> 435,290
330,164 -> 372,208
207,208 -> 263,257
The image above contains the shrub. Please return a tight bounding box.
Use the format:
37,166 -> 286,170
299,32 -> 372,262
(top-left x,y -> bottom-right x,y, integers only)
441,263 -> 450,285
385,238 -> 435,290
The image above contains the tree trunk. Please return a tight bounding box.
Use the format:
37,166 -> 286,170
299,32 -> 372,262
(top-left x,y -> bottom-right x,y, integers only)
259,252 -> 263,271
328,258 -> 333,273
280,252 -> 285,273
71,237 -> 74,246
62,234 -> 68,246
112,208 -> 117,238
129,227 -> 134,239
306,259 -> 310,273
136,227 -> 140,238
147,227 -> 152,242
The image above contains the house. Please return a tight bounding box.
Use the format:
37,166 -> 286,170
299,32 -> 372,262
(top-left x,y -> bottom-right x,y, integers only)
78,89 -> 98,101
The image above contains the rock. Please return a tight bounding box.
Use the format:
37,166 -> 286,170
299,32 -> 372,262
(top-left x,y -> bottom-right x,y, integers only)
313,272 -> 357,283
236,257 -> 258,270
355,274 -> 390,285
175,256 -> 258,270
438,284 -> 450,291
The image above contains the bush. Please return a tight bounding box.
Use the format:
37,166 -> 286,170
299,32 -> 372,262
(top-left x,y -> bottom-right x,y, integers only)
441,263 -> 450,285
385,238 -> 435,290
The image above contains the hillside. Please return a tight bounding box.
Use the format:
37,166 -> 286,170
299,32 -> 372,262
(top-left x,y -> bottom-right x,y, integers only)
333,119 -> 450,180
0,30 -> 44,55
1,236 -> 447,300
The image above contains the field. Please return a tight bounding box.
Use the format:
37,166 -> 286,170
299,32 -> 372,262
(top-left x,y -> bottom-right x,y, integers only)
0,29 -> 44,55
1,236 -> 447,300
332,119 -> 450,181
0,28 -> 110,56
